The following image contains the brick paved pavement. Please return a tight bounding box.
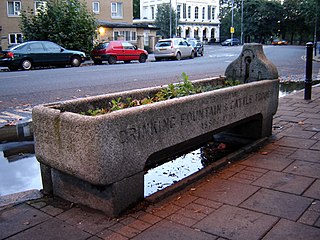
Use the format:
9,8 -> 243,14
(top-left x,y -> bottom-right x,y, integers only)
0,85 -> 319,240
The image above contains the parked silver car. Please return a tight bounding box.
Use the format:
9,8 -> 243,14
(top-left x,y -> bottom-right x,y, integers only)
154,38 -> 195,61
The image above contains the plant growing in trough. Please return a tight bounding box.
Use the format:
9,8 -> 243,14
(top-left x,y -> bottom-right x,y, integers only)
80,73 -> 240,116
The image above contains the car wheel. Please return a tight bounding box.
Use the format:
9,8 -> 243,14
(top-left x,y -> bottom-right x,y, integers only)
20,59 -> 32,70
93,60 -> 102,65
190,51 -> 195,59
176,52 -> 181,61
70,56 -> 81,67
108,55 -> 117,64
139,54 -> 147,63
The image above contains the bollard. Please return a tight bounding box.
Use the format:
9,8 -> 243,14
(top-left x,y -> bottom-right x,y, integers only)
304,42 -> 313,100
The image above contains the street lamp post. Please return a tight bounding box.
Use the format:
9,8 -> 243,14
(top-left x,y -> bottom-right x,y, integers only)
241,0 -> 244,44
170,0 -> 172,38
231,0 -> 234,44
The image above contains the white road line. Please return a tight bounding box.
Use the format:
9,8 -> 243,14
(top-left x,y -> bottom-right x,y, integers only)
0,111 -> 24,119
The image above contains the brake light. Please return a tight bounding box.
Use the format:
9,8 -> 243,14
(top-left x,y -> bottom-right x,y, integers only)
6,52 -> 14,58
171,42 -> 174,48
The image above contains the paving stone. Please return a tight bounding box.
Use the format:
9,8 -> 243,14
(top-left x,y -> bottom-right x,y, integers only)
276,115 -> 306,123
310,140 -> 320,150
241,152 -> 294,171
172,194 -> 198,207
262,219 -> 320,240
131,219 -> 217,240
193,198 -> 223,209
288,149 -> 320,163
275,136 -> 317,149
108,222 -> 141,238
284,160 -> 320,178
6,218 -> 91,240
192,179 -> 259,206
56,206 -> 117,235
40,205 -> 64,216
278,126 -> 316,139
240,188 -> 313,221
252,171 -> 314,195
0,203 -> 51,239
97,229 -> 128,240
298,201 -> 320,226
194,205 -> 278,240
134,212 -> 162,225
303,179 -> 320,200
147,203 -> 181,218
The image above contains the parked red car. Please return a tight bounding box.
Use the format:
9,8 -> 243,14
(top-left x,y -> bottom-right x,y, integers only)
91,41 -> 148,65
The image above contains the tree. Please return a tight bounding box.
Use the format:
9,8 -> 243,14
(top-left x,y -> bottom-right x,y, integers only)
133,0 -> 140,19
220,0 -> 283,43
20,0 -> 97,53
155,4 -> 177,38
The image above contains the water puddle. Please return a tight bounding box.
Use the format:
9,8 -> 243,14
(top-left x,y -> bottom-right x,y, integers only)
0,141 -> 42,196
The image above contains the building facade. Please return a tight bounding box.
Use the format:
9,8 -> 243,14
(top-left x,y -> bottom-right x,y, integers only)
137,0 -> 220,42
0,0 -> 157,50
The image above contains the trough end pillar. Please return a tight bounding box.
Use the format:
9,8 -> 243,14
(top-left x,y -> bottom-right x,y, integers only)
50,169 -> 144,217
40,163 -> 53,195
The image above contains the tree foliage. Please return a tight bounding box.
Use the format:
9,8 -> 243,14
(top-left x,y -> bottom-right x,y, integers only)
155,4 -> 177,38
20,0 -> 97,53
133,0 -> 140,19
219,0 -> 320,44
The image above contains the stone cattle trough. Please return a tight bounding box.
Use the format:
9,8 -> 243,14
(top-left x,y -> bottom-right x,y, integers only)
33,44 -> 279,217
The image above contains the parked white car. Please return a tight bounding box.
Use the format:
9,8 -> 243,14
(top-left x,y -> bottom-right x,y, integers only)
154,38 -> 195,61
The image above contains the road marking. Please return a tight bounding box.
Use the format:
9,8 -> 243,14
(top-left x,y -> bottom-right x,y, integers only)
0,75 -> 29,79
0,111 -> 24,119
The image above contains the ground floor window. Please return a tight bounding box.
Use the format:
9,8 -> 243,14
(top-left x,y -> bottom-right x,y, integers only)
9,33 -> 23,45
114,31 -> 137,41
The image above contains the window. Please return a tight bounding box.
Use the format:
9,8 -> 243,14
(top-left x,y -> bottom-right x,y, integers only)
211,7 -> 215,19
28,42 -> 45,53
7,1 -> 21,16
202,7 -> 205,19
151,6 -> 154,19
187,6 -> 191,18
122,42 -> 135,50
92,2 -> 99,14
43,41 -> 61,52
9,33 -> 22,45
177,5 -> 181,19
114,31 -> 136,41
182,3 -> 186,18
194,6 -> 198,19
207,5 -> 211,20
34,1 -> 47,15
111,2 -> 123,18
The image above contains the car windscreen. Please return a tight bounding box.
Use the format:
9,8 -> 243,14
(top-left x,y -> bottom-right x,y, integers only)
155,41 -> 171,47
95,43 -> 109,50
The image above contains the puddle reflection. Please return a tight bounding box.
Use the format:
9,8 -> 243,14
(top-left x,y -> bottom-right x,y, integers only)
0,142 -> 42,196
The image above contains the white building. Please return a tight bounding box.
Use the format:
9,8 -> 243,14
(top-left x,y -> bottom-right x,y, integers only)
137,0 -> 220,42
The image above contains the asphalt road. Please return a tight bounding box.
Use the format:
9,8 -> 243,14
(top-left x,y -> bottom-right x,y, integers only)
0,44 -> 319,125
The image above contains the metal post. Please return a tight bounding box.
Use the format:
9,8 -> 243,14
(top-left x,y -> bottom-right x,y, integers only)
169,0 -> 172,38
304,42 -> 313,100
241,0 -> 244,44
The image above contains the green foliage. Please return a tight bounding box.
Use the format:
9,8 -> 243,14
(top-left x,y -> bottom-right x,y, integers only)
20,0 -> 97,53
133,0 -> 140,19
81,73 -> 241,116
154,4 -> 178,38
219,0 -> 319,44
